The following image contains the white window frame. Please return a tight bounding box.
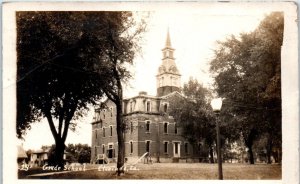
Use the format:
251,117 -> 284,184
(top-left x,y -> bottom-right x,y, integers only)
146,100 -> 151,112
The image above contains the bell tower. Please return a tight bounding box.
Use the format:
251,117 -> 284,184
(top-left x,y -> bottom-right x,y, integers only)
156,29 -> 181,97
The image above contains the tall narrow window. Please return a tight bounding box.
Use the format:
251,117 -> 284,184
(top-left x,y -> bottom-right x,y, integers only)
110,126 -> 113,136
175,123 -> 178,134
146,141 -> 150,152
103,128 -> 105,137
164,122 -> 168,134
110,107 -> 113,117
164,104 -> 168,113
130,142 -> 133,154
185,143 -> 188,154
146,121 -> 150,132
175,142 -> 178,154
94,146 -> 97,156
103,110 -> 106,119
130,122 -> 133,134
102,145 -> 105,154
146,101 -> 151,112
95,130 -> 97,139
164,142 -> 168,153
130,102 -> 133,112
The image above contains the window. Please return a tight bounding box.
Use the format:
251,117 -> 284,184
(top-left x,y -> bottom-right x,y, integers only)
146,141 -> 150,152
103,110 -> 106,119
110,107 -> 113,117
164,122 -> 168,134
95,130 -> 97,139
110,126 -> 113,136
95,112 -> 100,121
146,121 -> 150,132
130,141 -> 133,154
146,101 -> 151,112
174,142 -> 179,154
95,146 -> 97,156
164,142 -> 168,153
100,121 -> 103,128
130,122 -> 133,134
185,143 -> 188,154
102,145 -> 105,154
103,128 -> 105,137
175,123 -> 178,134
130,101 -> 134,112
164,104 -> 168,113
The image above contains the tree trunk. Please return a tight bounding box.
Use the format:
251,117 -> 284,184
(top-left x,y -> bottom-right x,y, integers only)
54,140 -> 66,169
266,133 -> 273,164
248,146 -> 254,164
244,129 -> 256,165
115,80 -> 125,175
209,145 -> 214,163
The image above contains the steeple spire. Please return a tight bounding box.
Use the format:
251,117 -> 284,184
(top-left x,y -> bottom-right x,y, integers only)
157,29 -> 181,97
165,28 -> 172,47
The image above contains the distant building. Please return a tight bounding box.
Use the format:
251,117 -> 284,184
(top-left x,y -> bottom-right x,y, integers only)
17,145 -> 27,165
29,147 -> 66,167
91,30 -> 204,164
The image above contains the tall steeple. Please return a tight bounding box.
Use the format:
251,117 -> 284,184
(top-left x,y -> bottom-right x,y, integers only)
165,28 -> 172,48
156,29 -> 181,97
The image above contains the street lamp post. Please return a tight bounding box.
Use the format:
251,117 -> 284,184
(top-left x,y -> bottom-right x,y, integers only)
211,98 -> 223,180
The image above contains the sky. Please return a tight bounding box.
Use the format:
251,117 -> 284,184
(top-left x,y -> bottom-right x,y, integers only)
20,6 -> 274,150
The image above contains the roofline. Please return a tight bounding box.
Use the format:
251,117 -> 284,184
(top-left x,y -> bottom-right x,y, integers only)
156,73 -> 181,77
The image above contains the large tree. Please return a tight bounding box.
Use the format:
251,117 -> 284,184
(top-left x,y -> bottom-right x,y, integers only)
169,78 -> 216,163
210,12 -> 283,164
17,11 -> 145,171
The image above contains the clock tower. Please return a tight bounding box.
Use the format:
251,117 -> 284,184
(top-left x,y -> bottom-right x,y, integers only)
156,30 -> 181,97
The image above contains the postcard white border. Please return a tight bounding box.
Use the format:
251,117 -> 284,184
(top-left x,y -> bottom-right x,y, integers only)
2,2 -> 299,184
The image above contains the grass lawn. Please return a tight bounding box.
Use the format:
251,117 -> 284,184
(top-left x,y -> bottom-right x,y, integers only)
20,163 -> 281,180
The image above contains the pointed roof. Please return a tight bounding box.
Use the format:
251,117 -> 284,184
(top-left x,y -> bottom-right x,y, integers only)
165,28 -> 172,48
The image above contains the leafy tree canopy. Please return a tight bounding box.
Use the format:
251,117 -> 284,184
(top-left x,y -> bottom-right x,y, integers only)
209,12 -> 283,164
17,11 -> 146,167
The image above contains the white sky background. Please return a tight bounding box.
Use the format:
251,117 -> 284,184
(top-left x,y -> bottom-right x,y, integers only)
20,7 -> 274,150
